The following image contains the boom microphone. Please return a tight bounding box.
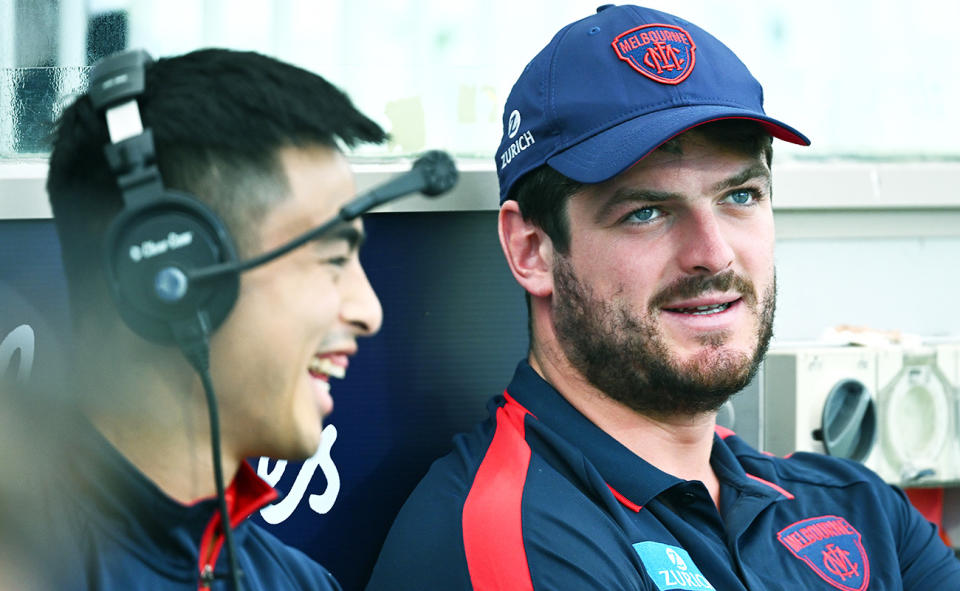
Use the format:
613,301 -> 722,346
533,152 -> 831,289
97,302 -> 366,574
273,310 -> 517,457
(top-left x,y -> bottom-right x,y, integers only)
340,149 -> 458,219
186,150 -> 457,284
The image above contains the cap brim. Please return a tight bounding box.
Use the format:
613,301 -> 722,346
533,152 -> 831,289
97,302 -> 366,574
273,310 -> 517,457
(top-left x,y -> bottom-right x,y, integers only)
546,105 -> 810,184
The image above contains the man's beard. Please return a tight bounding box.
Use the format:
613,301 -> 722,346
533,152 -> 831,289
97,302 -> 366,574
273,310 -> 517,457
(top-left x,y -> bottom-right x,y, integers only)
551,255 -> 775,418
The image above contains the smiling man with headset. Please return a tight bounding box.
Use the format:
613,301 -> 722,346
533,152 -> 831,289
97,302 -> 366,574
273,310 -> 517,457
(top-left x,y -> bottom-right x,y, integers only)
33,47 -> 455,590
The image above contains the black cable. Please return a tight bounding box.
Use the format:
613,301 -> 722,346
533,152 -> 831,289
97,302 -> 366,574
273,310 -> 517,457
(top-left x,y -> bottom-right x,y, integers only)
173,313 -> 244,591
197,363 -> 243,591
188,215 -> 344,283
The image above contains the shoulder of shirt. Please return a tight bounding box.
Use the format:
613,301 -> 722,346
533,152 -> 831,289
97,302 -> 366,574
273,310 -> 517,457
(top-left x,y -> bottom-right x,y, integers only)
721,431 -> 888,490
442,395 -> 508,461
244,524 -> 342,588
407,393 -> 526,499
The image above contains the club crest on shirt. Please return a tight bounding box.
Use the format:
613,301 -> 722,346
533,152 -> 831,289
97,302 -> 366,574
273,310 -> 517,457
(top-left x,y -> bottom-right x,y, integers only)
611,24 -> 696,85
777,515 -> 870,591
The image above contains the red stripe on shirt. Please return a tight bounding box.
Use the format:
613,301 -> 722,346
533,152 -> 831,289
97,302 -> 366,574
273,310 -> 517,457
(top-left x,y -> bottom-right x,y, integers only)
462,392 -> 535,591
607,484 -> 643,512
714,425 -> 736,439
746,473 -> 795,500
197,461 -> 278,589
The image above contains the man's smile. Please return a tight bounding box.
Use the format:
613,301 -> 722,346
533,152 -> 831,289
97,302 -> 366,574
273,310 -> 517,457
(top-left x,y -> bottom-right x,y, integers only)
662,294 -> 743,317
308,355 -> 348,380
308,354 -> 349,416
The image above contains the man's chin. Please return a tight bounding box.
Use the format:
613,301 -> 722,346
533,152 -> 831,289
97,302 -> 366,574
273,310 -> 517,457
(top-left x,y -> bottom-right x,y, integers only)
667,329 -> 744,359
294,433 -> 324,460
681,343 -> 755,378
264,431 -> 323,462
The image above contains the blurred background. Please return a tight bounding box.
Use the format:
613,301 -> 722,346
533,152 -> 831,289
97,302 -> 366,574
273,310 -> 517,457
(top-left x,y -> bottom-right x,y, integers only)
2,1 -> 959,588
3,0 -> 960,159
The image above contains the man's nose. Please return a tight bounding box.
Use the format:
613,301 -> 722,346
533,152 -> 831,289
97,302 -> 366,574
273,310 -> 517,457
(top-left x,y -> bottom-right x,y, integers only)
340,262 -> 383,337
675,209 -> 735,275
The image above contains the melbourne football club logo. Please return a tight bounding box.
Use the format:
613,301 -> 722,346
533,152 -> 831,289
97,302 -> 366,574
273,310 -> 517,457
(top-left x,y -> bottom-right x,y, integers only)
611,23 -> 696,85
777,516 -> 870,591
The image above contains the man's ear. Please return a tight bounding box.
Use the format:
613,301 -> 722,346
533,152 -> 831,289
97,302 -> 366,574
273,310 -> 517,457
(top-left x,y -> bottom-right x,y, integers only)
498,200 -> 554,298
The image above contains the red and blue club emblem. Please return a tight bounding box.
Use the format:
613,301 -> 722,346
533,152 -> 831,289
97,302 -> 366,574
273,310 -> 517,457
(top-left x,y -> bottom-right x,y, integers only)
777,516 -> 870,591
611,24 -> 697,85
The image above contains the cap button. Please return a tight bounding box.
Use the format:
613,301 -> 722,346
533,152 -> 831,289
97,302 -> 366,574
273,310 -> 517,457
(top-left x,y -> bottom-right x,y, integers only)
596,4 -> 615,12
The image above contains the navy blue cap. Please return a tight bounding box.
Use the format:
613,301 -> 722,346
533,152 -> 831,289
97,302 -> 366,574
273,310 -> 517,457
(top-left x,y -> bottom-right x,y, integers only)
495,4 -> 810,203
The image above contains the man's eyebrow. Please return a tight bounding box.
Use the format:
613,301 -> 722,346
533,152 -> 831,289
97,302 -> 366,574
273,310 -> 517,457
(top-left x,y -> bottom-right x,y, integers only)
314,222 -> 364,251
710,163 -> 771,193
593,163 -> 772,224
594,188 -> 681,224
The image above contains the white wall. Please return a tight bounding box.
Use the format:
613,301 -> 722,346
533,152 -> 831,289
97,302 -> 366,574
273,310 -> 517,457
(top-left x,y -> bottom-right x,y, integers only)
775,236 -> 960,341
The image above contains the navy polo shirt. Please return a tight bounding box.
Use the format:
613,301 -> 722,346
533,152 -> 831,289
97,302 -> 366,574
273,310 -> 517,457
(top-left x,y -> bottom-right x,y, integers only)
30,413 -> 343,591
368,360 -> 960,590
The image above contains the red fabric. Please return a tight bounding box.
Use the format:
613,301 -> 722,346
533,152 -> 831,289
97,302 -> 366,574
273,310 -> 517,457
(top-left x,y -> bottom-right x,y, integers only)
608,484 -> 642,512
462,392 -> 535,591
905,487 -> 952,547
714,425 -> 736,439
746,473 -> 795,500
196,461 -> 279,587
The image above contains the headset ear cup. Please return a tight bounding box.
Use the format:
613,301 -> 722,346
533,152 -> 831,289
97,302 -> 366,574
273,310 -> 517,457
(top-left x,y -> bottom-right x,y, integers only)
103,191 -> 239,345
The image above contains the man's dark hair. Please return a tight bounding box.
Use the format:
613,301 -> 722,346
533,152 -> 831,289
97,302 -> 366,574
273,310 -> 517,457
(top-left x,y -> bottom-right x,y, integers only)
47,48 -> 386,330
507,119 -> 773,333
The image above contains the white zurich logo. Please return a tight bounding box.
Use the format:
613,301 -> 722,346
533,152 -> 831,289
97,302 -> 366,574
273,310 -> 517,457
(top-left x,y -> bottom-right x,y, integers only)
507,110 -> 522,138
666,547 -> 688,571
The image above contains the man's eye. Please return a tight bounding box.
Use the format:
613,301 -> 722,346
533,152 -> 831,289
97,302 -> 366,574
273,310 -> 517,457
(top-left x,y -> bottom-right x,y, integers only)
625,207 -> 662,223
323,256 -> 350,268
725,189 -> 756,205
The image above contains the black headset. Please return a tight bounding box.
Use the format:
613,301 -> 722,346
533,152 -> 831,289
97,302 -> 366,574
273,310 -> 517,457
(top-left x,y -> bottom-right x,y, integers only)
89,49 -> 239,347
89,48 -> 248,589
88,49 -> 458,349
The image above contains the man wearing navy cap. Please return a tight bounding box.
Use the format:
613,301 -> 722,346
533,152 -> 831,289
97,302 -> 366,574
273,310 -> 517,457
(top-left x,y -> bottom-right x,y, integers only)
368,4 -> 960,590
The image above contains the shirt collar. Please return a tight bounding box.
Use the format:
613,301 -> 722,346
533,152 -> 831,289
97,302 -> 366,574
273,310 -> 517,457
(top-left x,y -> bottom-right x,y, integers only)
505,360 -> 792,509
67,415 -> 278,567
505,359 -> 680,508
